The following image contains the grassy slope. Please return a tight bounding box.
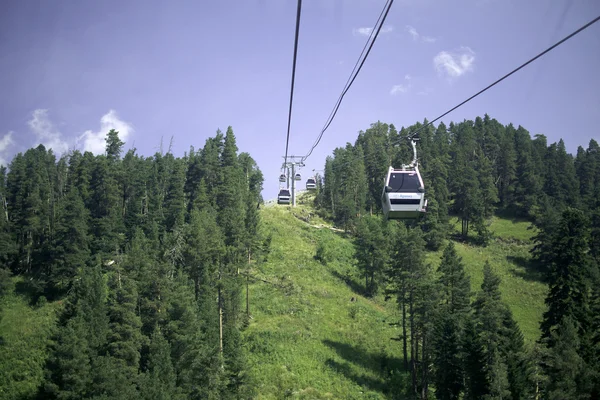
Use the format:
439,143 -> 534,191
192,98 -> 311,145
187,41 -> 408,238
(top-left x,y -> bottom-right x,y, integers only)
245,193 -> 547,398
245,201 -> 405,399
428,216 -> 547,341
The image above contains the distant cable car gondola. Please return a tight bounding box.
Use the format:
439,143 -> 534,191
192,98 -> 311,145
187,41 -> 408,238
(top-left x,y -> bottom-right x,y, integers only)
305,177 -> 316,190
294,173 -> 301,181
381,138 -> 427,220
279,173 -> 286,183
277,189 -> 291,204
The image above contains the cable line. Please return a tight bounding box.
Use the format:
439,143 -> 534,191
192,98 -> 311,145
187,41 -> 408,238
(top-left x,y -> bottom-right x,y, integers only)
308,0 -> 390,150
301,0 -> 394,162
403,14 -> 600,141
284,0 -> 303,166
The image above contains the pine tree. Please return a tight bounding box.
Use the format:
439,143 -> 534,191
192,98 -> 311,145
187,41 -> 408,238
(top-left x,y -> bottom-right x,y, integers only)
540,208 -> 593,344
472,262 -> 511,399
437,242 -> 471,314
432,314 -> 463,399
545,316 -> 587,400
0,166 -> 16,270
163,158 -> 186,232
463,319 -> 488,400
139,328 -> 181,400
105,264 -> 144,378
43,314 -> 93,399
496,126 -> 517,208
105,129 -> 125,161
355,215 -> 386,296
49,187 -> 90,296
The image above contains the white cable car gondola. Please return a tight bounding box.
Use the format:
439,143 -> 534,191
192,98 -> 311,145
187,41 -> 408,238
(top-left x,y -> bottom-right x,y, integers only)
305,177 -> 316,190
381,139 -> 427,220
277,189 -> 291,204
279,173 -> 286,183
294,173 -> 301,181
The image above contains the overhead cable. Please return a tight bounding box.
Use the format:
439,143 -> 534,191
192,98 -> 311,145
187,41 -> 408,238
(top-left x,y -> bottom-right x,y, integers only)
404,14 -> 600,140
301,0 -> 394,162
284,0 -> 303,166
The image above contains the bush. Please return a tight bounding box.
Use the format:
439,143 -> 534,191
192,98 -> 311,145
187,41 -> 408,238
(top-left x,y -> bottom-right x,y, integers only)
314,238 -> 335,265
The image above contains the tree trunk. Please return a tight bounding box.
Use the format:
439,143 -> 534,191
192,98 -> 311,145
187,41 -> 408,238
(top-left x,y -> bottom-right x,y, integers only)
410,291 -> 417,396
246,249 -> 251,317
219,279 -> 223,358
402,298 -> 408,370
421,331 -> 428,399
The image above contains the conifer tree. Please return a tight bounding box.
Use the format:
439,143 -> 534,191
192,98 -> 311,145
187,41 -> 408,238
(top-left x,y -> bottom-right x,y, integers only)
545,316 -> 586,400
472,262 -> 511,399
437,242 -> 471,315
463,318 -> 488,400
49,187 -> 90,296
139,328 -> 181,400
105,264 -> 144,380
0,166 -> 16,269
355,215 -> 386,296
43,314 -> 93,399
432,314 -> 463,400
540,208 -> 593,344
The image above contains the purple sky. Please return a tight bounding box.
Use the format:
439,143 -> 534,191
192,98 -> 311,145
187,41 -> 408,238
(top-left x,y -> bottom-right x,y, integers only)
1,0 -> 599,199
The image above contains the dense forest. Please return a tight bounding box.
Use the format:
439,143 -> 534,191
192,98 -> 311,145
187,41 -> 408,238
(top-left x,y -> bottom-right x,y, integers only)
0,114 -> 599,399
313,115 -> 600,398
0,128 -> 267,399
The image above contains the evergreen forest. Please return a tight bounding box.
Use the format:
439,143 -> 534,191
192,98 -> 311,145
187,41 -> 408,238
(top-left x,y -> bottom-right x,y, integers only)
0,115 -> 599,399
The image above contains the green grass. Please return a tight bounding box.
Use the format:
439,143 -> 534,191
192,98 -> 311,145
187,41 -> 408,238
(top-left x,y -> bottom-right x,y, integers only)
0,282 -> 60,400
246,204 -> 406,399
433,216 -> 547,341
246,195 -> 548,398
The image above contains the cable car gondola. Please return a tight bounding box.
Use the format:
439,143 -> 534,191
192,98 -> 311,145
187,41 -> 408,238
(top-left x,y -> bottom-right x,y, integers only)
294,173 -> 301,181
279,174 -> 286,183
277,189 -> 291,204
381,139 -> 427,220
305,177 -> 316,190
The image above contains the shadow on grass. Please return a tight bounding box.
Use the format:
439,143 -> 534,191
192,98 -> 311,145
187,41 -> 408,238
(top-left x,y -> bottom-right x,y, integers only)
507,255 -> 547,283
323,339 -> 407,395
494,208 -> 533,223
449,232 -> 486,247
325,358 -> 388,394
330,269 -> 366,297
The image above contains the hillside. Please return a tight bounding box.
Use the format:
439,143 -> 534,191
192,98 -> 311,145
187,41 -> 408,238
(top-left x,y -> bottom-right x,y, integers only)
2,120 -> 595,398
243,191 -> 547,399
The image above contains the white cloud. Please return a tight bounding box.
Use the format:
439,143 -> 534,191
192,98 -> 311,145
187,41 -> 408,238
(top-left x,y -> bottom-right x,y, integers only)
390,74 -> 412,95
417,87 -> 434,96
77,110 -> 134,155
406,25 -> 419,40
405,25 -> 437,43
353,24 -> 393,36
28,109 -> 70,155
434,47 -> 476,78
0,132 -> 14,153
0,132 -> 15,167
390,84 -> 409,95
354,27 -> 372,36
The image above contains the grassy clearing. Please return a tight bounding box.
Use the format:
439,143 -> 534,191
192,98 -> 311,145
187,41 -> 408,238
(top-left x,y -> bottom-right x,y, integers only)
0,282 -> 60,400
246,195 -> 548,398
434,216 -> 547,341
246,205 -> 406,399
